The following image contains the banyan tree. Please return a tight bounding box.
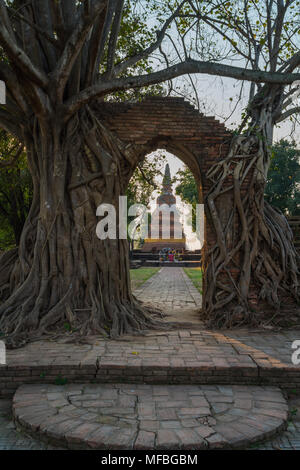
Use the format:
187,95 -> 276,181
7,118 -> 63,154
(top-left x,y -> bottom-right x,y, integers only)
0,0 -> 299,347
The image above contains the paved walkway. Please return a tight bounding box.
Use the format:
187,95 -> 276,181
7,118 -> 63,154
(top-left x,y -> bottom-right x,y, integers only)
11,383 -> 288,450
0,399 -> 53,449
3,328 -> 300,383
1,264 -> 300,450
1,327 -> 300,449
2,329 -> 300,401
134,267 -> 202,311
1,394 -> 300,450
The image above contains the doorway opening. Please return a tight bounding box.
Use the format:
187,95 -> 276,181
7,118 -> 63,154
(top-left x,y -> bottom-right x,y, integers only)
127,149 -> 204,326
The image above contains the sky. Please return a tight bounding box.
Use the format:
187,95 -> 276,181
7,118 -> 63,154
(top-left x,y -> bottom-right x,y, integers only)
144,71 -> 300,197
143,3 -> 300,145
142,70 -> 300,249
132,2 -> 300,249
170,74 -> 300,142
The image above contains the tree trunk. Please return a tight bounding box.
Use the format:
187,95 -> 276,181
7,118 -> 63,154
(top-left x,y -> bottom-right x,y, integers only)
202,85 -> 300,328
0,106 -> 159,347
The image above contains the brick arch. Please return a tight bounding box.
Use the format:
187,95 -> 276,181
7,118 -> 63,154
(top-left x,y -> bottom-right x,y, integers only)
100,96 -> 233,259
101,96 -> 231,183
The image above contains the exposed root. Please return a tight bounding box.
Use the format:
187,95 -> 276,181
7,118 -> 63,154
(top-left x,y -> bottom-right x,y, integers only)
0,291 -> 167,349
0,248 -> 18,301
0,106 -> 167,349
202,103 -> 300,328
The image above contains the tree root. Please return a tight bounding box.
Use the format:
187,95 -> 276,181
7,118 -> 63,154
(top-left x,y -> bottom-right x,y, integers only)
0,290 -> 167,349
0,248 -> 18,301
202,128 -> 300,329
0,107 -> 169,349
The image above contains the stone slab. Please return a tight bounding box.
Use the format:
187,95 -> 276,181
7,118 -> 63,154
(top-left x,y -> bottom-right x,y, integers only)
12,383 -> 288,450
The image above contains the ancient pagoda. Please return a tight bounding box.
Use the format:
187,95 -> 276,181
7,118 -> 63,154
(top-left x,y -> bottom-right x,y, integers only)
142,164 -> 186,252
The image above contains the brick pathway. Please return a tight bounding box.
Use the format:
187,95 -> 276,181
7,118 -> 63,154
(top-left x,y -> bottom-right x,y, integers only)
256,394 -> 300,449
1,326 -> 300,449
12,383 -> 288,450
2,329 -> 300,398
134,267 -> 202,310
1,394 -> 300,450
1,310 -> 300,450
0,399 -> 51,449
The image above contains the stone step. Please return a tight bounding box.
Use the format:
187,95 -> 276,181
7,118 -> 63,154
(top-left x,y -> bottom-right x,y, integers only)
144,260 -> 201,267
132,253 -> 202,261
13,383 -> 288,450
2,329 -> 300,399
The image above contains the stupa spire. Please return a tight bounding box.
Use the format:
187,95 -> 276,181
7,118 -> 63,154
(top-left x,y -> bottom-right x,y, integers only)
162,164 -> 172,194
156,164 -> 175,207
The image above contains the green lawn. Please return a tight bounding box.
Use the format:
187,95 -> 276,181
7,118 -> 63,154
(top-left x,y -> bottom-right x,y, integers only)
184,268 -> 203,294
130,267 -> 160,290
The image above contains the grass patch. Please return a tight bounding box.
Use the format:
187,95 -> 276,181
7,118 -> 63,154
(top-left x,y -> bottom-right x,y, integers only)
130,267 -> 160,290
184,268 -> 203,294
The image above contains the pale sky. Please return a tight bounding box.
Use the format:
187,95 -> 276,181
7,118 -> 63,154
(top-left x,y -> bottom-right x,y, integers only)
145,71 -> 300,198
135,6 -> 300,251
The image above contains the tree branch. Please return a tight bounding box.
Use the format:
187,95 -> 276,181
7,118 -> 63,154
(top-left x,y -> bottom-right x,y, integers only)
8,4 -> 60,50
0,8 -> 49,89
84,7 -> 107,86
106,0 -> 124,77
0,110 -> 23,141
275,106 -> 300,123
65,59 -> 300,118
0,144 -> 24,169
50,1 -> 107,100
0,0 -> 17,41
114,1 -> 185,76
50,0 -> 65,41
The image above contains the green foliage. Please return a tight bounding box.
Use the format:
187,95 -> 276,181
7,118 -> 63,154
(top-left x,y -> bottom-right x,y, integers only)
174,166 -> 199,229
104,1 -> 165,102
175,166 -> 198,204
130,267 -> 160,290
126,152 -> 167,247
63,322 -> 72,332
265,140 -> 300,216
0,131 -> 33,250
0,224 -> 15,251
184,268 -> 203,294
290,408 -> 298,417
126,151 -> 167,208
54,375 -> 68,386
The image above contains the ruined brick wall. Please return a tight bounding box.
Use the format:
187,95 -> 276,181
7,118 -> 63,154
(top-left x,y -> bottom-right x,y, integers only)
98,96 -> 267,307
99,96 -> 270,305
100,96 -> 234,255
101,96 -> 231,179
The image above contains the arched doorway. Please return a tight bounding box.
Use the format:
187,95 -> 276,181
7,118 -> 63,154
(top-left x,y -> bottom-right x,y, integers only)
100,96 -> 232,319
127,148 -> 203,324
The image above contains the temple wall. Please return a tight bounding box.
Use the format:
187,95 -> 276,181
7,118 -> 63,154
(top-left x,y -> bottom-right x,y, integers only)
100,97 -> 234,254
99,97 -> 257,302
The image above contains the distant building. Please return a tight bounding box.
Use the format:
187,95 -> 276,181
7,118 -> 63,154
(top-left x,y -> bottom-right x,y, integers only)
142,164 -> 186,252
